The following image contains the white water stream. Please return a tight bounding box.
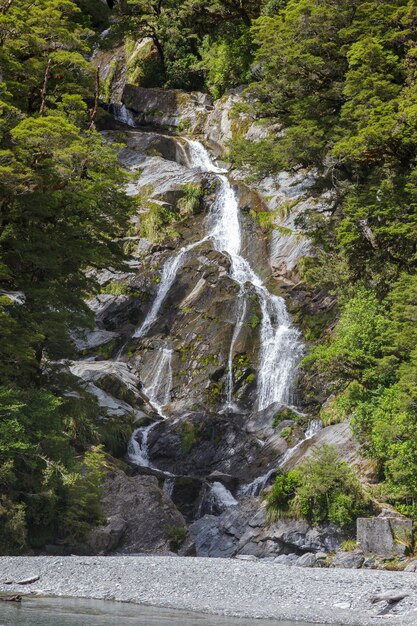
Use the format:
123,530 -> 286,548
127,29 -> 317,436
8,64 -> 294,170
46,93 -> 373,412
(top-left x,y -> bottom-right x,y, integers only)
127,348 -> 173,467
132,138 -> 303,411
240,419 -> 323,497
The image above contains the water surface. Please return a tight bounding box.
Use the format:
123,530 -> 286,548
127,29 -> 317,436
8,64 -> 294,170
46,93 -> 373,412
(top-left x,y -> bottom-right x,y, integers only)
0,597 -> 324,626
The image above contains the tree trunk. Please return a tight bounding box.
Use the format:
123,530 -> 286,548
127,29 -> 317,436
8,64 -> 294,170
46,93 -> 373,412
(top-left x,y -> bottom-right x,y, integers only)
88,67 -> 100,131
39,58 -> 52,116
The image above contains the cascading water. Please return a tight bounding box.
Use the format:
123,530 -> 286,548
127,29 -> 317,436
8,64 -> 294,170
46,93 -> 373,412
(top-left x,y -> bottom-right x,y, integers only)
127,348 -> 173,467
185,141 -> 303,410
127,424 -> 154,467
134,138 -> 303,411
224,295 -> 247,411
133,241 -> 206,339
110,103 -> 136,128
142,347 -> 173,418
207,482 -> 238,514
239,418 -> 323,497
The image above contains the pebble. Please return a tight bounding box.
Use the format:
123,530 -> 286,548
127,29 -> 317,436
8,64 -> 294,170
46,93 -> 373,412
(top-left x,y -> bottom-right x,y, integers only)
0,556 -> 416,625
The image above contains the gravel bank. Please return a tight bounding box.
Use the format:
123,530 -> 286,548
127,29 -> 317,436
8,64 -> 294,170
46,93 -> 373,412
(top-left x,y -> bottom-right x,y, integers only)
1,556 -> 416,625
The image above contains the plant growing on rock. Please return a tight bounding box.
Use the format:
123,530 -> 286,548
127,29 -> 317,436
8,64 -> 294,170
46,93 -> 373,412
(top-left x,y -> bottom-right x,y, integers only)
177,183 -> 204,216
267,445 -> 371,530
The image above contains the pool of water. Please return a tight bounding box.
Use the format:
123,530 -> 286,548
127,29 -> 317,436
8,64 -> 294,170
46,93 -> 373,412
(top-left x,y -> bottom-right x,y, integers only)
0,597 -> 323,626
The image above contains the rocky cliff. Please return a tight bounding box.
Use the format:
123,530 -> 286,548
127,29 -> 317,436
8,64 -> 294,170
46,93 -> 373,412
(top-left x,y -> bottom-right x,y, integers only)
64,78 -> 370,560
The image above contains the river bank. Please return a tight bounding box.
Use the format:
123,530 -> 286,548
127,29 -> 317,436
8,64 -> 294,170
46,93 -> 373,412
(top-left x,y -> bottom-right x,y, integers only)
0,556 -> 416,625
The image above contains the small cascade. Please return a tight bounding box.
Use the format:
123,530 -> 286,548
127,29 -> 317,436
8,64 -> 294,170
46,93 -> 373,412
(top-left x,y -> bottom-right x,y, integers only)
127,348 -> 174,468
239,468 -> 276,498
207,482 -> 238,515
163,476 -> 176,498
142,347 -> 173,418
110,103 -> 136,127
224,295 -> 247,412
239,418 -> 323,497
305,418 -> 323,438
134,240 -> 206,339
127,424 -> 154,467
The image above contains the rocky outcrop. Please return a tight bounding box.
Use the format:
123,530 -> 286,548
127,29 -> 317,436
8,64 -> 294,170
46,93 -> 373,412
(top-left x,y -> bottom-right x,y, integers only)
122,84 -> 213,133
357,517 -> 413,558
66,84 -> 374,561
188,501 -> 342,559
89,469 -> 186,554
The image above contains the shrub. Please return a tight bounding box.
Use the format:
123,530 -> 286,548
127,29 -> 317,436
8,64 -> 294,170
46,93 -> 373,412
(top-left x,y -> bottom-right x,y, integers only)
164,524 -> 187,552
61,445 -> 108,543
177,183 -> 203,216
267,445 -> 370,530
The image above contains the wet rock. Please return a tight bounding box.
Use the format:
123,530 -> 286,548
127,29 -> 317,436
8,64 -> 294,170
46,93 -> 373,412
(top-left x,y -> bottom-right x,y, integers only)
68,360 -> 155,419
169,476 -> 206,522
190,500 -> 257,558
72,328 -> 119,353
122,84 -> 212,133
189,498 -> 342,559
281,422 -> 360,471
357,517 -> 413,558
88,294 -> 145,332
147,411 -> 262,480
332,551 -> 365,569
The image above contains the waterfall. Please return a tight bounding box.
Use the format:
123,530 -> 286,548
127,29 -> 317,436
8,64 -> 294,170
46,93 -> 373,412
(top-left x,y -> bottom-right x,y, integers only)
163,476 -> 176,497
110,103 -> 136,127
133,138 -> 303,412
127,424 -> 154,467
239,419 -> 323,497
127,348 -> 173,467
184,141 -> 303,411
207,482 -> 238,514
142,347 -> 173,418
224,294 -> 247,411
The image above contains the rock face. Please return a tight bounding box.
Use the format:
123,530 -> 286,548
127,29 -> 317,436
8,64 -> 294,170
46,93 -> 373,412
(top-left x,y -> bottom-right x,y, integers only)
66,83 -> 378,560
122,84 -> 213,133
90,469 -> 186,554
357,517 -> 413,558
189,501 -> 342,558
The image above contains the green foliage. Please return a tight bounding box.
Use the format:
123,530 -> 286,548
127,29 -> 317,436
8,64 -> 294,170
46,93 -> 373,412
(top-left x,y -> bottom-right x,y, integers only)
198,24 -> 254,98
303,291 -> 391,392
267,446 -> 370,529
340,539 -> 358,552
62,445 -> 107,542
179,420 -> 200,454
112,0 -> 263,93
0,0 -> 135,553
164,524 -> 187,551
177,183 -> 204,216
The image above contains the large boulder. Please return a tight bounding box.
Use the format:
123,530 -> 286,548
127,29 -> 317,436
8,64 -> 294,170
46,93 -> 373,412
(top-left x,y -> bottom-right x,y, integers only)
188,500 -> 342,559
90,469 -> 186,554
332,551 -> 365,569
357,517 -> 413,558
122,84 -> 213,133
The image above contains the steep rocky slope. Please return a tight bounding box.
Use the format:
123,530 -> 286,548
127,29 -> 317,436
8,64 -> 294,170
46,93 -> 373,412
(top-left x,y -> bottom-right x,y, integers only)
65,82 -> 368,558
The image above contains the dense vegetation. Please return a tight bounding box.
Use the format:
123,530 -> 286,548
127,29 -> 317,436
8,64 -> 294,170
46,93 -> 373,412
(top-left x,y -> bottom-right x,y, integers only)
0,0 -> 133,551
3,0 -> 417,552
267,446 -> 371,531
237,0 -> 417,519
